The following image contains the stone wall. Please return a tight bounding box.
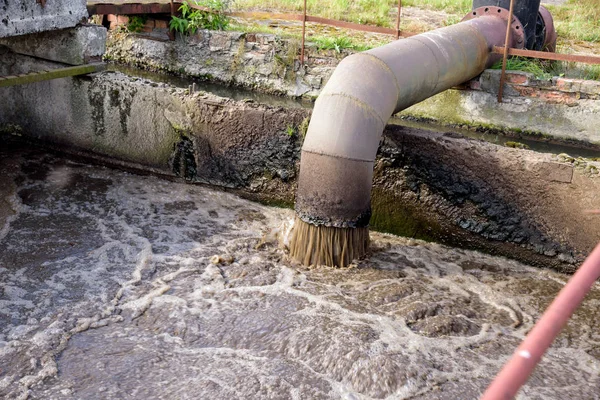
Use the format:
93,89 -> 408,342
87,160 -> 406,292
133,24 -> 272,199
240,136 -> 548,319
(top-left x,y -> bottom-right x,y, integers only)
105,30 -> 340,98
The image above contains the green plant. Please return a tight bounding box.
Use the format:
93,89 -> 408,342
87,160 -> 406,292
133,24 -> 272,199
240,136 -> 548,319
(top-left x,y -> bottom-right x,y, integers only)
313,36 -> 354,53
299,117 -> 310,138
127,15 -> 148,33
285,125 -> 295,137
170,0 -> 230,35
491,57 -> 552,80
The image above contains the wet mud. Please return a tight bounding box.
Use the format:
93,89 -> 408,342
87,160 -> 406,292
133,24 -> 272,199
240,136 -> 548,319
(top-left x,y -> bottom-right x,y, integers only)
1,141 -> 600,399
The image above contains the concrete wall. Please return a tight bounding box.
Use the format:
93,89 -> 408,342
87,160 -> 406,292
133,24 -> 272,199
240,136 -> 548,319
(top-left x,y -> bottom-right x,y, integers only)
1,0 -> 88,38
1,54 -> 599,272
0,25 -> 107,65
106,30 -> 600,147
401,70 -> 600,146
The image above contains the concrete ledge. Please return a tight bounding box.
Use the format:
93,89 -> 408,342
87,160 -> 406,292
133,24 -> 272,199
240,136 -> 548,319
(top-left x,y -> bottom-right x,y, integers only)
400,69 -> 600,145
1,0 -> 88,38
0,25 -> 107,65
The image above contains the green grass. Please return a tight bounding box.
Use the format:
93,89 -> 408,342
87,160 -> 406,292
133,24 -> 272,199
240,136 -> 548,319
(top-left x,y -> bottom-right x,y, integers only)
492,56 -> 600,81
491,57 -> 552,80
233,0 -> 393,27
546,0 -> 600,43
402,0 -> 470,14
312,35 -> 375,52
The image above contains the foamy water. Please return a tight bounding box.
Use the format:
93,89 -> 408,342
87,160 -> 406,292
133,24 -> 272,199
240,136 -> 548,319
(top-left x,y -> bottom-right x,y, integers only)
1,145 -> 599,400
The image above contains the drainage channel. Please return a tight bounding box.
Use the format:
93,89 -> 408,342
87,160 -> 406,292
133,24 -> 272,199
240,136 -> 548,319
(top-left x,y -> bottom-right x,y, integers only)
111,63 -> 600,160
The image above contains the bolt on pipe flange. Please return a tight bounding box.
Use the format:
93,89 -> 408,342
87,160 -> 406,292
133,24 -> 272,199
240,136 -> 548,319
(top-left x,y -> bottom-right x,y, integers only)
461,6 -> 526,49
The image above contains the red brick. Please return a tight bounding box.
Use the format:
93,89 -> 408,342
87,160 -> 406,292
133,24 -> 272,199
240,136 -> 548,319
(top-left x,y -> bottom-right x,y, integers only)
506,72 -> 528,85
117,15 -> 129,24
155,19 -> 168,29
106,14 -> 117,22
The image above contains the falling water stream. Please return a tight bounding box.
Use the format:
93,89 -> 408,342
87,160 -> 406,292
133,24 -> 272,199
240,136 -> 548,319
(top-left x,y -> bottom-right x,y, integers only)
1,140 -> 599,400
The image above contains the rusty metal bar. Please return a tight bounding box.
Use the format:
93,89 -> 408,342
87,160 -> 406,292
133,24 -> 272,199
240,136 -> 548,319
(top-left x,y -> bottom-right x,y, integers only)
498,0 -> 515,103
168,0 -> 176,41
300,0 -> 307,65
305,15 -> 397,35
492,46 -> 600,65
88,2 -> 173,15
395,0 -> 401,39
482,241 -> 600,400
0,63 -> 106,88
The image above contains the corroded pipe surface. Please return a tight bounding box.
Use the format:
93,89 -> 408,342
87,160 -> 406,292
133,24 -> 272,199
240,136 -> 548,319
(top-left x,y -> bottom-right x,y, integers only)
295,16 -> 510,230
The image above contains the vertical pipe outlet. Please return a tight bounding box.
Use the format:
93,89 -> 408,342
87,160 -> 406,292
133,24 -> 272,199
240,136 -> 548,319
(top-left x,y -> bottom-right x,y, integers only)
290,16 -> 512,267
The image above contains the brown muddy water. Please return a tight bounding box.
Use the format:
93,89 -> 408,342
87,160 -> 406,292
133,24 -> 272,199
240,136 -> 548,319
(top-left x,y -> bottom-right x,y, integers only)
1,140 -> 600,400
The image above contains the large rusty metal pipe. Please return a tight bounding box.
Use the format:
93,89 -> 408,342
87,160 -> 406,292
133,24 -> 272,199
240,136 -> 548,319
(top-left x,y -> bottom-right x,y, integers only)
291,16 -> 514,267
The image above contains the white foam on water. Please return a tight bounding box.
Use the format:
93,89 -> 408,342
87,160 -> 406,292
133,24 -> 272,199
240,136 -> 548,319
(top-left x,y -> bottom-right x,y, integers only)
2,150 -> 600,400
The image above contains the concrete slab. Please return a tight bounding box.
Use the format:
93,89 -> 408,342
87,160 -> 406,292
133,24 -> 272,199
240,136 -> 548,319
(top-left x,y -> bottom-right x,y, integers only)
0,25 -> 106,65
1,0 -> 88,38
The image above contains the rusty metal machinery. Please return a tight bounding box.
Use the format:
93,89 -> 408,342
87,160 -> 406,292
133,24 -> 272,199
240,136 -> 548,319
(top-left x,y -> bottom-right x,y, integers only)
472,0 -> 556,50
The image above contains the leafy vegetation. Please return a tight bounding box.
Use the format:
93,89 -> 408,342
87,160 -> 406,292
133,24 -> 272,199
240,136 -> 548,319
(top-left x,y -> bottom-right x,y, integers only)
170,0 -> 230,35
127,15 -> 147,33
313,36 -> 355,53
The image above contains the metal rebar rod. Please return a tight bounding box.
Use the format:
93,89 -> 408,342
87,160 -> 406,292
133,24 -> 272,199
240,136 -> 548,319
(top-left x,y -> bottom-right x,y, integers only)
300,0 -> 307,65
498,0 -> 515,103
395,0 -> 401,39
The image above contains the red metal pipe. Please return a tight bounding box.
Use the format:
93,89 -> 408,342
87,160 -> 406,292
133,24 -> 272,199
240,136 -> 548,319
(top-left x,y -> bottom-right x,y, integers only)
482,241 -> 600,400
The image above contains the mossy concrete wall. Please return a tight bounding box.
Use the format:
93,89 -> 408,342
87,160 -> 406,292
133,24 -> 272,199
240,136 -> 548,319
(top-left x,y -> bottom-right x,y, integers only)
2,52 -> 600,272
107,31 -> 600,146
400,70 -> 600,146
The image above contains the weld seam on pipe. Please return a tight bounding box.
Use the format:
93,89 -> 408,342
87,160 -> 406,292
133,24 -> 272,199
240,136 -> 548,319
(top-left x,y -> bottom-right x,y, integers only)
300,149 -> 377,163
406,36 -> 443,94
351,52 -> 403,101
317,92 -> 388,126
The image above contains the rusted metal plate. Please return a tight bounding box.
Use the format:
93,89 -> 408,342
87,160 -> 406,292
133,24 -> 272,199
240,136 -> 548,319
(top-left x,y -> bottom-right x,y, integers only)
492,46 -> 600,65
0,63 -> 106,88
88,1 -> 172,15
461,5 -> 525,48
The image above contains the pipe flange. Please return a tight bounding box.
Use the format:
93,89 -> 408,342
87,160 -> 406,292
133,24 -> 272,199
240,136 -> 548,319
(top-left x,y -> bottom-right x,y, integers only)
539,5 -> 557,52
461,6 -> 525,49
